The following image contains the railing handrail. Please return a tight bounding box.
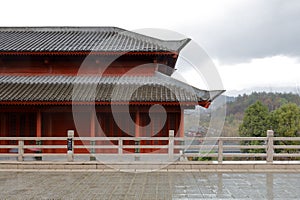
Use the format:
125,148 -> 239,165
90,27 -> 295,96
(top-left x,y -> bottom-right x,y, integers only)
0,136 -> 286,140
0,130 -> 300,163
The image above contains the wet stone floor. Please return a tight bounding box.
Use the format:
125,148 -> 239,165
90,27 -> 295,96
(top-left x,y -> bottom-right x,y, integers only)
0,171 -> 299,199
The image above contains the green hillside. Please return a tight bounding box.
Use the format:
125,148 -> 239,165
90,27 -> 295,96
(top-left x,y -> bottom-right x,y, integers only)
223,92 -> 300,137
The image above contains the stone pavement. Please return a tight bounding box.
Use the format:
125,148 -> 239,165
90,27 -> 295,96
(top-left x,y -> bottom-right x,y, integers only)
0,171 -> 299,199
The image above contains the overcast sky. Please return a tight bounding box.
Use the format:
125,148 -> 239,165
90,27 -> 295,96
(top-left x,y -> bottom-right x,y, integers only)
1,0 -> 300,95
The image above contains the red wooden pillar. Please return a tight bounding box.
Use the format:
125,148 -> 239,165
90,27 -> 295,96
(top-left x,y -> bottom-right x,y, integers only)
90,112 -> 95,137
0,113 -> 5,136
16,115 -> 20,137
35,110 -> 42,159
135,110 -> 140,137
90,112 -> 96,158
135,110 -> 140,153
47,113 -> 53,153
48,114 -> 52,137
0,114 -> 6,153
179,110 -> 184,138
36,110 -> 42,137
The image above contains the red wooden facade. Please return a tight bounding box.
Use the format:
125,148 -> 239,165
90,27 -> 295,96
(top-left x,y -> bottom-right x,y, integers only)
0,27 -> 223,154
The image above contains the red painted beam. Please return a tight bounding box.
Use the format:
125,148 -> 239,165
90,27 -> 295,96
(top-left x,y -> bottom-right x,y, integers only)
0,101 -> 209,107
0,51 -> 177,56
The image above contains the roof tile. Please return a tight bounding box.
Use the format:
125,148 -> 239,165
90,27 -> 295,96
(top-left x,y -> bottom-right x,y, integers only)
0,27 -> 190,53
0,73 -> 224,105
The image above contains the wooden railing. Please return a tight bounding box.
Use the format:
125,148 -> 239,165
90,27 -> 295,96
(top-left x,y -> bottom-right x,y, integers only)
0,130 -> 300,163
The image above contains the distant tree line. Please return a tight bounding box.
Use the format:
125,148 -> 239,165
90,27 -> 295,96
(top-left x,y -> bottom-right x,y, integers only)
226,92 -> 300,120
221,92 -> 300,137
239,101 -> 300,153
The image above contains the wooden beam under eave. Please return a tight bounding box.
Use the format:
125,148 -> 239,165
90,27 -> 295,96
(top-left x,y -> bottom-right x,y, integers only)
0,101 -> 199,108
200,101 -> 211,108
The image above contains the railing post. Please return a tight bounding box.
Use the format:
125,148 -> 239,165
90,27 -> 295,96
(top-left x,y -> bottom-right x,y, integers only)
67,130 -> 74,162
267,130 -> 274,163
35,140 -> 42,161
134,140 -> 140,153
169,130 -> 174,160
90,140 -> 96,161
218,139 -> 223,163
179,139 -> 187,161
18,140 -> 24,162
134,139 -> 140,161
118,138 -> 123,155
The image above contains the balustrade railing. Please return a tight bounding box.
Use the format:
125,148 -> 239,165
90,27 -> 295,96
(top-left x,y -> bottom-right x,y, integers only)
0,130 -> 299,163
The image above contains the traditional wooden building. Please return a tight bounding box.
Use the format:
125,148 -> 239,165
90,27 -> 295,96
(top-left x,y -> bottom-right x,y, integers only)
0,27 -> 223,153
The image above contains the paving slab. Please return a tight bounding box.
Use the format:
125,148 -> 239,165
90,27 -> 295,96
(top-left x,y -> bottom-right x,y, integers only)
0,169 -> 300,199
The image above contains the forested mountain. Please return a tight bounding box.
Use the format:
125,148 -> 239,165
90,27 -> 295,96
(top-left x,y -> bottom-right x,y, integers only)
226,92 -> 300,119
222,92 -> 300,137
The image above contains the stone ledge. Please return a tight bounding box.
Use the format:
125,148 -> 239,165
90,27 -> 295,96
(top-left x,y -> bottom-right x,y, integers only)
0,161 -> 299,171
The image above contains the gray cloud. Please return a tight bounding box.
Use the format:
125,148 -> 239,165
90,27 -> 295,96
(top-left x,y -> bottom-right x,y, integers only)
181,0 -> 300,64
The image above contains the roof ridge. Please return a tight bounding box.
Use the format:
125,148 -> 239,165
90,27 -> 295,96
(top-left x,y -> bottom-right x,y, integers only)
0,26 -> 121,32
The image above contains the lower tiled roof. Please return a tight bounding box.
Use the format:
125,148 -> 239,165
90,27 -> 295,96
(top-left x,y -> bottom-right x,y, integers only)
0,72 -> 224,106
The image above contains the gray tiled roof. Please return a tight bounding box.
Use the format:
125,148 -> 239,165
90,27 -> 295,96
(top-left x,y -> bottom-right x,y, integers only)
0,27 -> 190,53
0,72 -> 224,105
